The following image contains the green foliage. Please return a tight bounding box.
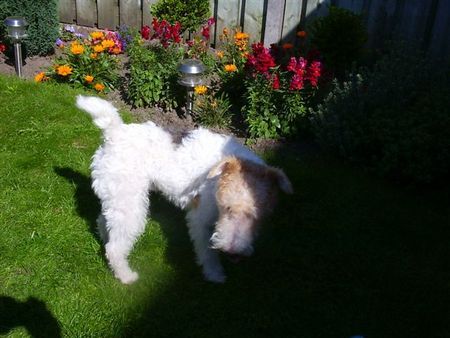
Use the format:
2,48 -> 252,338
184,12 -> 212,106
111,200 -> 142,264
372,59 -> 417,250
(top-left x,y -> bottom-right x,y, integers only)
194,90 -> 232,129
127,37 -> 184,109
243,75 -> 307,139
310,44 -> 450,184
151,0 -> 210,33
0,0 -> 59,56
39,32 -> 121,92
309,6 -> 367,76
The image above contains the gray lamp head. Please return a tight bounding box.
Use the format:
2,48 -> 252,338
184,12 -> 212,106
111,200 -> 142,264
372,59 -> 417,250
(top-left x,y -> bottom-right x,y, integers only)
177,59 -> 206,87
4,16 -> 28,41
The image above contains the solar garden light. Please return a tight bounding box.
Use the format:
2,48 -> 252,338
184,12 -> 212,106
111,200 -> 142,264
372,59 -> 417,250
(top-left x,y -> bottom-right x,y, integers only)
4,16 -> 28,78
177,59 -> 206,115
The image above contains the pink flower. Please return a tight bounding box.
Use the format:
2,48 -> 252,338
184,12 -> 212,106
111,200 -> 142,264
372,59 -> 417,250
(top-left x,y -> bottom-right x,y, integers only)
290,73 -> 304,90
207,17 -> 216,26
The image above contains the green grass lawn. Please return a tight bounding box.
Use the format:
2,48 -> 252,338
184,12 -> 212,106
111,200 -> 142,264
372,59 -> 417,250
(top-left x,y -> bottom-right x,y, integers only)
0,74 -> 449,338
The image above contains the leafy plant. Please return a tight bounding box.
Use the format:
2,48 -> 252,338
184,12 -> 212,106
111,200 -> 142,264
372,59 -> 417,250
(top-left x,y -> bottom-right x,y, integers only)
310,43 -> 450,184
309,6 -> 367,77
127,36 -> 184,108
150,0 -> 210,34
193,88 -> 232,129
35,31 -> 122,92
0,0 -> 59,56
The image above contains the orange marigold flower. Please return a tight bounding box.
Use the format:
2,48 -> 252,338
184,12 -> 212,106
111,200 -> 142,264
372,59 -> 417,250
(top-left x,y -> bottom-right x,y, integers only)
90,53 -> 98,59
90,31 -> 104,40
94,83 -> 105,91
70,43 -> 84,55
282,43 -> 294,49
224,64 -> 237,72
57,65 -> 73,76
84,75 -> 94,83
93,44 -> 105,53
216,50 -> 224,58
101,39 -> 115,49
111,47 -> 121,54
234,32 -> 249,41
34,72 -> 46,82
194,85 -> 207,95
297,30 -> 307,38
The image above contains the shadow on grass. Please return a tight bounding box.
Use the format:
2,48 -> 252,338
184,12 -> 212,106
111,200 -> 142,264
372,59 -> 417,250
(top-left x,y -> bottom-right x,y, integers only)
0,296 -> 61,338
120,145 -> 450,338
53,167 -> 101,242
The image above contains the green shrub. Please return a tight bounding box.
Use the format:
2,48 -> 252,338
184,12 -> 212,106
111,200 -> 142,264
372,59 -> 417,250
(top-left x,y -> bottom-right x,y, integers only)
0,0 -> 59,56
309,6 -> 367,77
310,44 -> 450,184
194,89 -> 232,129
150,0 -> 210,33
127,37 -> 184,109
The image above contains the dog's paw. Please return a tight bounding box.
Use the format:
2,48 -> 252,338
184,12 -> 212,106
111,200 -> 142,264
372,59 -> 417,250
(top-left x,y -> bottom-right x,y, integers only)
203,267 -> 226,283
116,271 -> 139,285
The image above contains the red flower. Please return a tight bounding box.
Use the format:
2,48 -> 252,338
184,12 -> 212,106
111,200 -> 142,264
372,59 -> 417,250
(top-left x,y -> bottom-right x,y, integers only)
307,60 -> 321,87
290,73 -> 304,90
0,43 -> 6,53
141,25 -> 151,40
246,42 -> 276,75
272,73 -> 280,90
201,25 -> 210,40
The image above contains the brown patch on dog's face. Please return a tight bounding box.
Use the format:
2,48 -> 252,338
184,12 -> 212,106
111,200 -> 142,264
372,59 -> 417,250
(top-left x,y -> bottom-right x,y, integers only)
209,156 -> 292,256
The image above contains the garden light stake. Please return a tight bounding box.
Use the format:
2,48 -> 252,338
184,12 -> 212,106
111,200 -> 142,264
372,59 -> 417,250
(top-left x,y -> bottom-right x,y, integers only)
4,16 -> 28,78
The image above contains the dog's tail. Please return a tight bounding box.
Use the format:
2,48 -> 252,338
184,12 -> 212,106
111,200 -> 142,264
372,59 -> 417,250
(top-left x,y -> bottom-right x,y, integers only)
76,95 -> 123,132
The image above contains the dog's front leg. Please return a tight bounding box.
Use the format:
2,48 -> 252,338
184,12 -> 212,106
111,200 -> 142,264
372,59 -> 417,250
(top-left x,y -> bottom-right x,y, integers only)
186,200 -> 225,283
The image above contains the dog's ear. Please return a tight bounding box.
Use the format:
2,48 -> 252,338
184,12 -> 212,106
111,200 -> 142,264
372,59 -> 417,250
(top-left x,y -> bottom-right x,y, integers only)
267,167 -> 293,194
207,156 -> 241,178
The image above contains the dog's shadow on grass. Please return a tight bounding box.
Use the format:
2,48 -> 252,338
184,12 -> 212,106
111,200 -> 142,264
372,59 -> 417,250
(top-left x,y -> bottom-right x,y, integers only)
53,167 -> 101,242
0,296 -> 62,338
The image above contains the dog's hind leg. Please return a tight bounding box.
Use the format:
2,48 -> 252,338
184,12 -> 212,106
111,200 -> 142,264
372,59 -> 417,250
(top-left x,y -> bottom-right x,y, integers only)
186,196 -> 225,283
102,186 -> 150,284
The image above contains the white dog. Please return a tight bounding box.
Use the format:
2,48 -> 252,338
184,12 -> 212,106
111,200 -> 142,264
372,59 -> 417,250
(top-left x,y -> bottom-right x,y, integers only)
76,96 -> 292,283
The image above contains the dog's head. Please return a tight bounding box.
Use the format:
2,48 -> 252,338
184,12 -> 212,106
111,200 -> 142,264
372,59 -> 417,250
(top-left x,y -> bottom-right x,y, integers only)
207,156 -> 292,259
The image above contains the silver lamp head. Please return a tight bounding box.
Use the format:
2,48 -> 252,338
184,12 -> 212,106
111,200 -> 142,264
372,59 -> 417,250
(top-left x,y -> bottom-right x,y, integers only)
4,16 -> 28,41
177,59 -> 206,87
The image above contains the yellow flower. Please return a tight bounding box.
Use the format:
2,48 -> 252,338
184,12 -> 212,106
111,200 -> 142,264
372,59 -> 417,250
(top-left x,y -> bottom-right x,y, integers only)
223,28 -> 229,37
34,72 -> 46,82
101,39 -> 115,49
90,31 -> 104,40
57,65 -> 73,76
224,64 -> 237,72
93,44 -> 105,53
216,50 -> 224,58
194,85 -> 207,95
90,53 -> 98,59
94,83 -> 105,91
70,43 -> 84,55
84,75 -> 94,83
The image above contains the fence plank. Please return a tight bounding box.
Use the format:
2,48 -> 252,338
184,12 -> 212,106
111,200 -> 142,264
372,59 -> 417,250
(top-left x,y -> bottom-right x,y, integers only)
263,0 -> 285,46
59,0 -> 77,24
243,0 -> 264,43
428,0 -> 450,59
216,0 -> 241,47
120,0 -> 142,29
97,0 -> 119,29
76,0 -> 97,27
142,0 -> 158,26
282,0 -> 304,42
305,0 -> 330,20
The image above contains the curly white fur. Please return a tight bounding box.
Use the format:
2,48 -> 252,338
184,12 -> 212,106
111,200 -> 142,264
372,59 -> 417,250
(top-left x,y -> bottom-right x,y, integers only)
77,95 -> 291,284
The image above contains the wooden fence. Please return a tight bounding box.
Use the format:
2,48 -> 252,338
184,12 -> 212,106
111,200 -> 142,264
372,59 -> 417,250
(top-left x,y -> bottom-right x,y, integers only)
59,0 -> 450,58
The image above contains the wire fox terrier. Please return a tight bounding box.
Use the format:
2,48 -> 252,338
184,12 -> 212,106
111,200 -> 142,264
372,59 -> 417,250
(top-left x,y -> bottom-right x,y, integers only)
76,96 -> 292,283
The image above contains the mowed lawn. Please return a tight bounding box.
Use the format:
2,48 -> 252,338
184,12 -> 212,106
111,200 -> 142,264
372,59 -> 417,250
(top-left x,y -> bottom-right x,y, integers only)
0,74 -> 449,337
